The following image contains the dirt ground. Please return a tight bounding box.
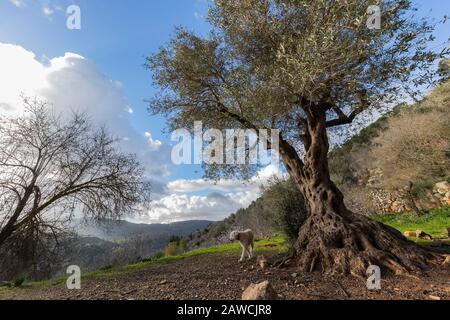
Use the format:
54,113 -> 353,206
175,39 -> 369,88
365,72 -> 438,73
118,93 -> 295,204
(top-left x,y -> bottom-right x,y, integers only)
1,249 -> 449,300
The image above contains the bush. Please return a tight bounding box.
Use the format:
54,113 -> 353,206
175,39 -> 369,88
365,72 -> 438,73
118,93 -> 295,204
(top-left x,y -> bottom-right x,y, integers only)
99,265 -> 113,271
263,178 -> 308,246
13,276 -> 25,288
164,241 -> 183,257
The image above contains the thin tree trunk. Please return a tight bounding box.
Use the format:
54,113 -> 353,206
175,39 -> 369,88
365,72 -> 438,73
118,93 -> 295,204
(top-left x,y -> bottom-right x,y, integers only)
278,107 -> 440,275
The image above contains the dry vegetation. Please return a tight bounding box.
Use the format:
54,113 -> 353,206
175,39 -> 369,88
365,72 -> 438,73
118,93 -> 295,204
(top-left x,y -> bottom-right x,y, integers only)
330,79 -> 450,214
369,83 -> 450,191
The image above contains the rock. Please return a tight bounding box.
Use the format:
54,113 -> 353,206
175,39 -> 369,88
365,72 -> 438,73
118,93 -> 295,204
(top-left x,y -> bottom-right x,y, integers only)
428,295 -> 441,300
442,256 -> 450,268
242,281 -> 278,300
291,273 -> 298,278
433,182 -> 450,205
415,230 -> 432,240
257,255 -> 268,269
370,188 -> 411,214
404,230 -> 416,237
434,181 -> 450,195
444,192 -> 450,206
159,280 -> 167,285
391,200 -> 407,213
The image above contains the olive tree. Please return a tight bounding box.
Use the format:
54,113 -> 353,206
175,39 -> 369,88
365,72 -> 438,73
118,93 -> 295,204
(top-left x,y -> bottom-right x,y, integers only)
147,0 -> 443,274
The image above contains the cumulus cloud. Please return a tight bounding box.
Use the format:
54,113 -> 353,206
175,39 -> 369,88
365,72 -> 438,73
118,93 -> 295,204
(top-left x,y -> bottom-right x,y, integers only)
130,191 -> 250,224
167,164 -> 285,193
125,106 -> 134,114
0,42 -> 170,179
42,6 -> 54,17
144,132 -> 162,151
136,164 -> 286,223
8,0 -> 25,8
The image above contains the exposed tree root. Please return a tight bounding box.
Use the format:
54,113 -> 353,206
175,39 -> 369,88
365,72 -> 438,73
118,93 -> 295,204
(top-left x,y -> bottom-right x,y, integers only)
294,210 -> 443,276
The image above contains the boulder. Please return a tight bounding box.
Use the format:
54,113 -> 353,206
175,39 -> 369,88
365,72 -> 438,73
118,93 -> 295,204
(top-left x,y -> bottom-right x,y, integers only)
257,255 -> 268,269
415,230 -> 432,240
242,281 -> 278,300
403,230 -> 416,237
444,192 -> 450,206
434,181 -> 450,195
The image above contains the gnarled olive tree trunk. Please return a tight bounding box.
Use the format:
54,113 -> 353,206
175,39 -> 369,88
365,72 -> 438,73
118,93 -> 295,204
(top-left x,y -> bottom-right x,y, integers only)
279,107 -> 439,276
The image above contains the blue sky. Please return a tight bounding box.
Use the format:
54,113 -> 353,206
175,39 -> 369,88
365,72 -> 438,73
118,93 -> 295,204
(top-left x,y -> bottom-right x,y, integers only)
0,0 -> 449,223
0,0 -> 212,182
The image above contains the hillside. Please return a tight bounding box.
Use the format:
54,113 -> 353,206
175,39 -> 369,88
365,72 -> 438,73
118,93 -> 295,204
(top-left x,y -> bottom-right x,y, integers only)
188,80 -> 450,249
187,197 -> 275,250
329,79 -> 450,215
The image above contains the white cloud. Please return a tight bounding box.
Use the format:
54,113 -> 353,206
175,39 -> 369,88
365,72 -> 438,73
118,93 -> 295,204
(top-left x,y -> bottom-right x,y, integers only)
168,164 -> 285,193
144,132 -> 162,151
8,0 -> 25,8
131,191 -> 249,224
43,6 -> 54,16
138,165 -> 286,223
125,105 -> 134,114
0,42 -> 170,178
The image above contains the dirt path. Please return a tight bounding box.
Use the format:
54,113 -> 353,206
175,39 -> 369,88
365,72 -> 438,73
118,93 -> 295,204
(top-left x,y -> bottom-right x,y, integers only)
1,251 -> 449,300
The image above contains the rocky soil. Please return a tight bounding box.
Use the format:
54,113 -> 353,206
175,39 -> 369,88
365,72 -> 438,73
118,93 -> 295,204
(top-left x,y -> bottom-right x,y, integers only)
1,249 -> 449,300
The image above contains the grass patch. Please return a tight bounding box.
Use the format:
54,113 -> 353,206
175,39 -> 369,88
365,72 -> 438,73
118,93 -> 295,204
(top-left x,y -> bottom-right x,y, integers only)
372,206 -> 450,242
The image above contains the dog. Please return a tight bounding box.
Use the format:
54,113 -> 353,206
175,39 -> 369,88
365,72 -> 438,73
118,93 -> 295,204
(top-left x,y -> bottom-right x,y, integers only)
229,229 -> 254,262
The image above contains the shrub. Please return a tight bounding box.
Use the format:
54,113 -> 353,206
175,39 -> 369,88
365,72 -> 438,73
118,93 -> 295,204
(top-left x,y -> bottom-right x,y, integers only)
13,276 -> 25,288
164,241 -> 183,257
99,265 -> 113,271
263,178 -> 308,246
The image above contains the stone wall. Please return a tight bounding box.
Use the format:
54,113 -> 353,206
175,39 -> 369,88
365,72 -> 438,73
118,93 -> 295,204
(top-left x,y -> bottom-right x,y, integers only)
433,181 -> 450,206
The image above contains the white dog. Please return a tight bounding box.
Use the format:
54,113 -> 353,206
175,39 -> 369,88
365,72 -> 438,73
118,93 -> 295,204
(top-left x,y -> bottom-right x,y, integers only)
230,229 -> 254,262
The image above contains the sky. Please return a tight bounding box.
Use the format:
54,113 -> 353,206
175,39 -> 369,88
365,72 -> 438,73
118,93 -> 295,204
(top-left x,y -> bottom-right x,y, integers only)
0,0 -> 448,224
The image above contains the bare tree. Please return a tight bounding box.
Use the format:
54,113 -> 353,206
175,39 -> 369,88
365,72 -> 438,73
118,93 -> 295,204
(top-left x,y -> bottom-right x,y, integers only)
0,98 -> 151,251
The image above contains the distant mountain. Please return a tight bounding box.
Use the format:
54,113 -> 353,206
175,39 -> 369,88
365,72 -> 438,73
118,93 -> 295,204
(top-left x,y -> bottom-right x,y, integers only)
72,219 -> 212,259
47,219 -> 214,277
74,219 -> 212,242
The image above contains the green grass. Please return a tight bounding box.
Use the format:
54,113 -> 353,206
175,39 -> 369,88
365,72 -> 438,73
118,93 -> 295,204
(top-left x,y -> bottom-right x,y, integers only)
372,206 -> 450,242
0,235 -> 287,293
